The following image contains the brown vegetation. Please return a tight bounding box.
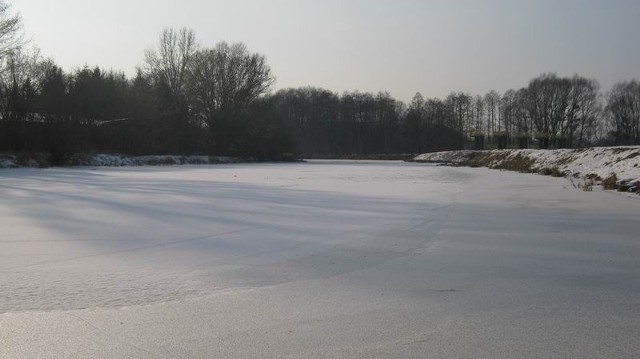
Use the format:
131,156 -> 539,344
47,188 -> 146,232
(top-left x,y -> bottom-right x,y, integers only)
602,174 -> 619,190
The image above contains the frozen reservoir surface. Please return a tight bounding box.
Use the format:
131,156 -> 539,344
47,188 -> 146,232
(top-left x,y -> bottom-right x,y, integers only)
1,161 -> 639,358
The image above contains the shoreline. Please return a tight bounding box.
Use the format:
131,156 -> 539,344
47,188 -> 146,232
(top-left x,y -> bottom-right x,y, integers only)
410,147 -> 640,193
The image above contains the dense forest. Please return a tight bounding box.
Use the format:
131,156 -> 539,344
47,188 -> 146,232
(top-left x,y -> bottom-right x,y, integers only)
1,5 -> 639,163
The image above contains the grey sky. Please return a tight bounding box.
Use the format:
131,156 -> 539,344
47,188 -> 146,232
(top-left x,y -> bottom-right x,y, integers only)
12,0 -> 640,101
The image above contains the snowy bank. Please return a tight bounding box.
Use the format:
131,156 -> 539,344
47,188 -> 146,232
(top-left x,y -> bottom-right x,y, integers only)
0,153 -> 254,168
413,147 -> 640,190
82,154 -> 240,167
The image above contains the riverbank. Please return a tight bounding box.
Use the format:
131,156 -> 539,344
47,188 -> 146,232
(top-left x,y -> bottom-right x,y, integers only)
412,147 -> 640,192
0,153 -> 299,168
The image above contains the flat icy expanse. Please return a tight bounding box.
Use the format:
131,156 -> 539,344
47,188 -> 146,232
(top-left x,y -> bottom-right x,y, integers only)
1,161 -> 639,358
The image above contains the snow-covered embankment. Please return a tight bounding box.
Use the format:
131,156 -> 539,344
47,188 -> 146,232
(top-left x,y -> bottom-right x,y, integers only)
413,147 -> 640,191
0,154 -> 246,168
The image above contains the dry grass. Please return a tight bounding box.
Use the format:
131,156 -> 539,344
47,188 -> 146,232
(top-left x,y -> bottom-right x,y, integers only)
540,166 -> 564,177
602,174 -> 619,190
462,152 -> 535,173
612,147 -> 632,154
581,179 -> 594,192
496,154 -> 536,172
624,152 -> 640,160
585,173 -> 601,180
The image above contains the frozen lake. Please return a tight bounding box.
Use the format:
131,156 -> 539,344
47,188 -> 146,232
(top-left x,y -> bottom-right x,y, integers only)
1,161 -> 639,358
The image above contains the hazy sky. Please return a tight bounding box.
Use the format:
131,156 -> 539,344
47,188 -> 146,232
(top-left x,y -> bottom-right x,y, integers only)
12,0 -> 640,101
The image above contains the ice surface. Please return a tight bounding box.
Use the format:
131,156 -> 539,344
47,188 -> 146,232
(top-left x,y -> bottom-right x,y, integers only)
1,161 -> 639,358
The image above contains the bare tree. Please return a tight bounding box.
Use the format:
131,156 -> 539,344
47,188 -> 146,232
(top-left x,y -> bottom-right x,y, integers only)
144,27 -> 197,96
524,74 -> 572,139
445,92 -> 471,147
514,88 -> 530,136
522,73 -> 601,147
569,76 -> 601,147
483,90 -> 500,137
0,1 -> 22,61
186,42 -> 274,152
472,95 -> 484,133
500,89 -> 517,138
0,46 -> 41,121
607,80 -> 640,145
187,42 -> 273,120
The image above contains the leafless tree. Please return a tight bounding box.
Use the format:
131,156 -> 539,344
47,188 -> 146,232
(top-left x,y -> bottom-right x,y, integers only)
514,88 -> 530,136
569,76 -> 601,147
0,46 -> 42,121
483,90 -> 500,137
186,42 -> 274,152
472,95 -> 483,133
187,42 -> 274,126
144,27 -> 197,96
524,74 -> 572,139
445,92 -> 472,144
606,80 -> 640,145
522,74 -> 601,147
0,1 -> 22,62
500,89 -> 517,137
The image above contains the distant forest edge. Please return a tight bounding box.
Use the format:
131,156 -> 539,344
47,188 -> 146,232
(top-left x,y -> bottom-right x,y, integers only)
1,5 -> 639,164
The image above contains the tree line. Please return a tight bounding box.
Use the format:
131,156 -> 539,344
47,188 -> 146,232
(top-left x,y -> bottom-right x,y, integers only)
0,4 -> 639,161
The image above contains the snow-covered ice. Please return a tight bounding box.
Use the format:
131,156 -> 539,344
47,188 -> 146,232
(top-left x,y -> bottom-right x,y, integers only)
1,161 -> 639,358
